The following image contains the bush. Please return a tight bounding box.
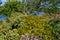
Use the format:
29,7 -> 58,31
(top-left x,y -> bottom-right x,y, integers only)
48,17 -> 60,40
0,21 -> 11,30
18,15 -> 56,40
0,21 -> 20,40
0,1 -> 24,16
0,33 -> 6,40
0,29 -> 20,40
6,29 -> 20,40
1,13 -> 60,40
6,12 -> 25,29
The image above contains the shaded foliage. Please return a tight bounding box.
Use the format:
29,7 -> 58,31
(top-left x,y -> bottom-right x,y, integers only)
0,1 -> 24,16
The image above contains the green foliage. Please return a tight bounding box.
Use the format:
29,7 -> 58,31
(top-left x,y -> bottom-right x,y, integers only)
48,17 -> 60,40
0,20 -> 20,40
6,29 -> 20,40
0,13 -> 60,40
6,12 -> 25,29
0,1 -> 24,16
18,15 -> 55,40
0,21 -> 20,40
0,33 -> 6,40
0,21 -> 11,30
0,0 -> 60,40
0,29 -> 20,40
26,0 -> 59,14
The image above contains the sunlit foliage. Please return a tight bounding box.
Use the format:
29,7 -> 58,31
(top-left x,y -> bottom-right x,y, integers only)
6,12 -> 25,29
18,14 -> 54,40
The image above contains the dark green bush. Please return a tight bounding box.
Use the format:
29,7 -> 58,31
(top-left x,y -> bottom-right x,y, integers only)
49,17 -> 60,40
0,1 -> 24,16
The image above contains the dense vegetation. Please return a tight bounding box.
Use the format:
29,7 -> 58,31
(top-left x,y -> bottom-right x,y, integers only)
0,0 -> 60,40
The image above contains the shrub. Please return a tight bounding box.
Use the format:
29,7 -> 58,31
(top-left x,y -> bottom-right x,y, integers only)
1,13 -> 60,40
0,33 -> 6,40
6,12 -> 25,29
0,1 -> 24,16
18,15 -> 55,40
0,21 -> 11,30
0,29 -> 20,40
6,29 -> 20,40
49,17 -> 60,40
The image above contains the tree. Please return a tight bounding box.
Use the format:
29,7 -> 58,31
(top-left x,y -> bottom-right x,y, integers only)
25,0 -> 59,14
0,1 -> 25,16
